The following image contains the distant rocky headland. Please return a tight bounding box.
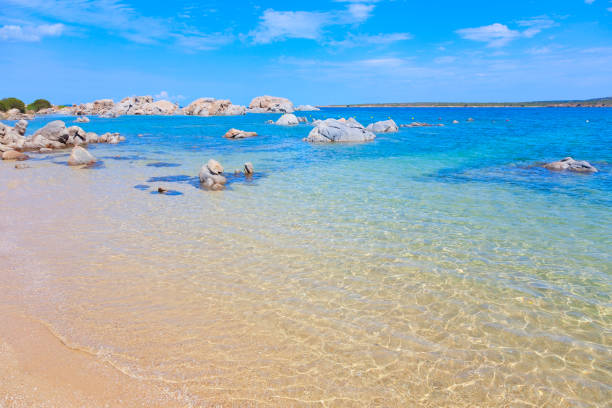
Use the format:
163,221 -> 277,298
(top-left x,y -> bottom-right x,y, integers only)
0,95 -> 320,120
323,97 -> 612,108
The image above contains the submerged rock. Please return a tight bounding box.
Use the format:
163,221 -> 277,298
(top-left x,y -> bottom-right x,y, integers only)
67,146 -> 97,166
199,159 -> 227,190
305,118 -> 376,143
366,119 -> 399,133
543,157 -> 598,173
275,113 -> 299,126
2,150 -> 29,161
295,105 -> 320,111
75,116 -> 90,123
223,128 -> 258,139
401,122 -> 444,128
248,95 -> 294,113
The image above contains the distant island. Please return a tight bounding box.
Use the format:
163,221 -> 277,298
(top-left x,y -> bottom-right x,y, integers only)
323,97 -> 612,108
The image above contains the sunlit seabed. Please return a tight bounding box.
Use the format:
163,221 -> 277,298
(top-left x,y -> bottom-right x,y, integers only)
1,108 -> 611,406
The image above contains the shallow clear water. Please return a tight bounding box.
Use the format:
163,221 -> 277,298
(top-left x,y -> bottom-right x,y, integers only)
1,108 -> 611,406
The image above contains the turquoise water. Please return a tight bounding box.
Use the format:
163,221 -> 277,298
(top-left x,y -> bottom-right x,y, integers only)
1,108 -> 611,406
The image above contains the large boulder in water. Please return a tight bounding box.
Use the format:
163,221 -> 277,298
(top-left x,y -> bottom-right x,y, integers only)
223,128 -> 257,139
248,95 -> 294,113
275,113 -> 299,126
543,157 -> 598,173
33,120 -> 69,143
199,159 -> 226,190
366,119 -> 399,133
305,118 -> 376,143
67,146 -> 97,166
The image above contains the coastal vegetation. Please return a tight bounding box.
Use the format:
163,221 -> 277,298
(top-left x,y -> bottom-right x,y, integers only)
0,97 -> 26,113
27,99 -> 52,112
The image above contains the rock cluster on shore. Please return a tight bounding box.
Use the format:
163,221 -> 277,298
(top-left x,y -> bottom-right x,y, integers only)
306,118 -> 376,143
183,98 -> 246,116
0,120 -> 124,159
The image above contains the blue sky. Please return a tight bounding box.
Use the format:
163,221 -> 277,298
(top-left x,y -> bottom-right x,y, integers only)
1,0 -> 611,105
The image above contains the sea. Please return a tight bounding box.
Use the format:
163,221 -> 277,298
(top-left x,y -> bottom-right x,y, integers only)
0,107 -> 610,407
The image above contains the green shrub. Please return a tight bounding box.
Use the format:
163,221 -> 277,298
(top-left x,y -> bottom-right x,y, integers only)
27,98 -> 52,112
0,97 -> 26,113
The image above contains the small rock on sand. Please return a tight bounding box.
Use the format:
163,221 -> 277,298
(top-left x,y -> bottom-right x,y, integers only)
2,150 -> 29,161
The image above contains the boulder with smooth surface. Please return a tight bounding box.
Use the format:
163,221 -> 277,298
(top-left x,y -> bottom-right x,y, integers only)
199,159 -> 227,189
305,118 -> 376,143
366,119 -> 399,133
275,113 -> 299,126
67,146 -> 97,166
2,150 -> 29,161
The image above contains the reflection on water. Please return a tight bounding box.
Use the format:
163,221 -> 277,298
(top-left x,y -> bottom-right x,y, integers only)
0,108 -> 610,406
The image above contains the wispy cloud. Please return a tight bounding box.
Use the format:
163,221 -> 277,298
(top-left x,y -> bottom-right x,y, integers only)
0,23 -> 64,41
456,17 -> 556,47
1,0 -> 233,49
328,32 -> 412,47
456,23 -> 520,47
249,1 -> 379,44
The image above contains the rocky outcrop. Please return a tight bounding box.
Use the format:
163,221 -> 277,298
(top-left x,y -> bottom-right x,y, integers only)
295,105 -> 320,111
71,96 -> 179,117
184,98 -> 246,116
275,113 -> 299,126
75,116 -> 90,123
223,128 -> 257,139
0,109 -> 34,120
305,118 -> 376,143
543,157 -> 598,173
0,120 -> 123,154
67,146 -> 97,166
248,96 -> 294,113
199,159 -> 226,190
14,120 -> 28,135
366,119 -> 398,133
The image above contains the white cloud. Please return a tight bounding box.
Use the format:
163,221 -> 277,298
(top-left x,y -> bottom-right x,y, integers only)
456,17 -> 555,47
345,3 -> 375,22
456,23 -> 520,47
154,91 -> 184,102
329,32 -> 412,47
517,17 -> 555,38
249,2 -> 379,44
0,23 -> 64,41
250,10 -> 327,44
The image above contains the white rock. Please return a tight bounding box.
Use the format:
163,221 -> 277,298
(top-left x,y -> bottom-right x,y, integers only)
67,146 -> 97,166
275,113 -> 299,126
